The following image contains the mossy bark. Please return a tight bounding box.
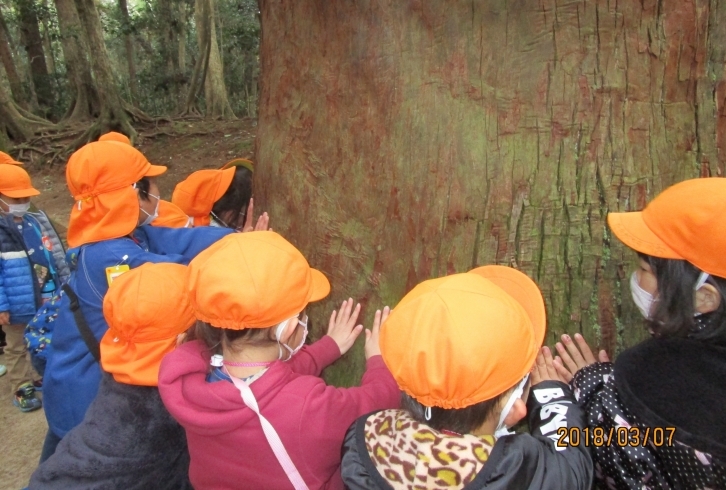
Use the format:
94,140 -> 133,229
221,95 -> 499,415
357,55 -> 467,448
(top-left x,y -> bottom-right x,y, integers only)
256,0 -> 726,385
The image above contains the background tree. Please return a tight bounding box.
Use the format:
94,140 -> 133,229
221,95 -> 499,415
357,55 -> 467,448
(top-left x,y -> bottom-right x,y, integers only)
116,0 -> 138,103
255,0 -> 726,384
15,0 -> 53,112
0,7 -> 28,108
53,0 -> 98,121
0,0 -> 259,149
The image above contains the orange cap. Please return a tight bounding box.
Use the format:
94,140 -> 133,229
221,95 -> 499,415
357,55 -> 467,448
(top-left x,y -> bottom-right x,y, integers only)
608,177 -> 726,278
221,158 -> 254,173
171,168 -> 235,226
188,231 -> 330,329
98,132 -> 131,145
0,164 -> 40,198
65,141 -> 167,247
0,151 -> 23,165
101,263 -> 195,386
152,200 -> 193,228
380,267 -> 546,409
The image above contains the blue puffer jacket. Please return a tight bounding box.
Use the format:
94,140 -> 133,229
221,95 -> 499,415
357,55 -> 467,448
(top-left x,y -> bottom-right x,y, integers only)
43,225 -> 232,438
0,212 -> 69,324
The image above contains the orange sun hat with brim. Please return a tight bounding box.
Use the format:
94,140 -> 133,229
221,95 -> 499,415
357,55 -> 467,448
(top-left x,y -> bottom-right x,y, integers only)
152,200 -> 193,228
98,131 -> 131,145
101,262 -> 195,387
188,231 -> 330,330
221,158 -> 254,173
171,167 -> 235,226
0,164 -> 40,198
608,177 -> 726,278
380,271 -> 544,410
0,151 -> 23,165
468,265 -> 547,348
66,141 -> 167,248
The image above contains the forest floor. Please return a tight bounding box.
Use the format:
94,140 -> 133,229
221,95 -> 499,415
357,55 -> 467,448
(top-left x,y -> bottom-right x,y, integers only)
0,118 -> 258,490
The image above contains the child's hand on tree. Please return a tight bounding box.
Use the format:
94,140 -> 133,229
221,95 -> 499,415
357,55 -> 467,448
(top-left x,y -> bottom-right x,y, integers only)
531,346 -> 568,385
0,311 -> 9,325
364,306 -> 390,360
551,333 -> 610,383
241,198 -> 270,232
327,298 -> 363,356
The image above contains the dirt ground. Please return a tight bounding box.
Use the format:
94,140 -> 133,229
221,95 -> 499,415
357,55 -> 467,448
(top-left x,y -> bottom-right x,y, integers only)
0,119 -> 257,490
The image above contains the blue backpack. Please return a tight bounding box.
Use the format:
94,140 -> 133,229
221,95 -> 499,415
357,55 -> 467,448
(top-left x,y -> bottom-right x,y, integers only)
24,290 -> 63,362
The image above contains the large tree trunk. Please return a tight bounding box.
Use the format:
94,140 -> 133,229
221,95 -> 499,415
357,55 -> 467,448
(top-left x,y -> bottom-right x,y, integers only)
72,0 -> 149,142
0,82 -> 52,143
16,0 -> 53,111
256,0 -> 726,384
195,0 -> 234,119
39,0 -> 56,76
54,0 -> 99,121
117,0 -> 138,103
0,8 -> 28,108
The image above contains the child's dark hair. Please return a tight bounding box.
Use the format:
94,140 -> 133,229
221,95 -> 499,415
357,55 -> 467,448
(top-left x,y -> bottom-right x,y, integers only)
639,253 -> 726,342
191,320 -> 271,357
401,391 -> 508,434
135,177 -> 151,202
212,166 -> 253,229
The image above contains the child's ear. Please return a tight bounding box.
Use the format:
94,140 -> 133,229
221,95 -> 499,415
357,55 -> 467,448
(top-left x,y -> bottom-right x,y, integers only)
695,284 -> 721,314
503,399 -> 527,428
277,319 -> 298,343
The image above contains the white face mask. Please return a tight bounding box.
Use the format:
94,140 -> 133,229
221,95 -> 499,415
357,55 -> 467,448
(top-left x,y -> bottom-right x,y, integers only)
275,313 -> 308,361
139,193 -> 160,226
630,271 -> 655,319
1,199 -> 30,217
494,375 -> 529,438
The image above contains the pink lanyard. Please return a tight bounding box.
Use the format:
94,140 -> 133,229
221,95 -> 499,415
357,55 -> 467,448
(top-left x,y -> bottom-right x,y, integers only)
224,367 -> 310,490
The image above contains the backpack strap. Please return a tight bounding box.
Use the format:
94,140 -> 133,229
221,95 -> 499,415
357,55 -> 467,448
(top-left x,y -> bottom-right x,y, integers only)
61,284 -> 100,362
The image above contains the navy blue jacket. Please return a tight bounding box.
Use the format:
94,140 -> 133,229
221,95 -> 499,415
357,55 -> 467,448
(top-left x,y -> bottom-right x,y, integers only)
43,225 -> 232,437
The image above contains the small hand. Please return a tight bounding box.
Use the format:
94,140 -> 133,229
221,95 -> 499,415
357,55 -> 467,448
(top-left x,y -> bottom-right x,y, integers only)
364,306 -> 390,359
326,298 -> 363,355
552,333 -> 610,382
0,311 -> 9,325
531,346 -> 567,385
241,198 -> 270,232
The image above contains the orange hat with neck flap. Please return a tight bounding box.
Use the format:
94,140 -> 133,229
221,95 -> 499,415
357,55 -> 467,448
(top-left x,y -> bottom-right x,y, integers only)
171,168 -> 235,226
66,141 -> 166,247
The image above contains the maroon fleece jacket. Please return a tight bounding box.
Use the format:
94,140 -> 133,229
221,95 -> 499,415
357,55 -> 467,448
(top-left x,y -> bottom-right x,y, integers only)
158,336 -> 400,490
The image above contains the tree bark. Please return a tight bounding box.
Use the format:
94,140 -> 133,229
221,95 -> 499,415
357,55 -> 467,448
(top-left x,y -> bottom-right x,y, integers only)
72,0 -> 148,142
183,0 -> 211,115
117,0 -> 138,103
256,0 -> 726,383
0,81 -> 52,143
194,0 -> 234,119
16,0 -> 53,111
0,8 -> 28,108
39,0 -> 56,76
54,0 -> 98,121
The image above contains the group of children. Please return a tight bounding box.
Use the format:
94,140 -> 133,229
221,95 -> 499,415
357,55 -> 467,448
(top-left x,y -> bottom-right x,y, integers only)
0,136 -> 723,489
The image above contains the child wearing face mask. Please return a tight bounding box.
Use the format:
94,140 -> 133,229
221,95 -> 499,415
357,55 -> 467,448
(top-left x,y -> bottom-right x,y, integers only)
553,177 -> 726,489
341,266 -> 593,490
0,162 -> 70,413
158,232 -> 400,490
39,141 -> 233,463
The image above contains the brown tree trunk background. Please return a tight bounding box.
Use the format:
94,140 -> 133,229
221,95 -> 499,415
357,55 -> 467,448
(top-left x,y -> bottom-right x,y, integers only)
16,0 -> 53,111
256,0 -> 726,384
196,0 -> 235,119
0,8 -> 27,108
117,0 -> 138,103
54,0 -> 99,121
